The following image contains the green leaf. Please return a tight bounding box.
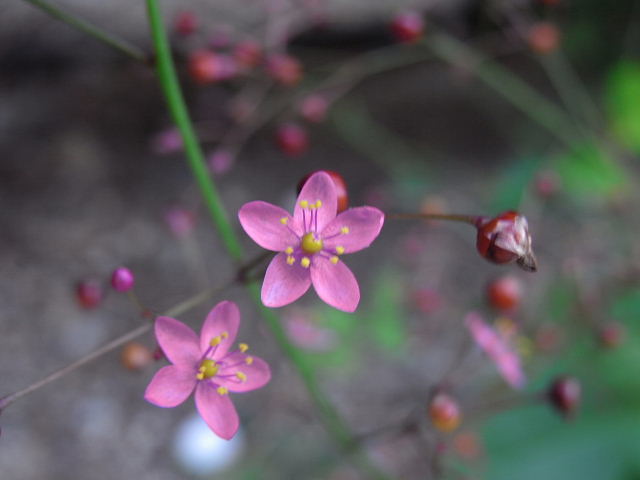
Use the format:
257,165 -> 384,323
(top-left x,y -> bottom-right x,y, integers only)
606,60 -> 640,153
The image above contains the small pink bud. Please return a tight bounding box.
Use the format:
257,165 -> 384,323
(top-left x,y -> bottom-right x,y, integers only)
188,50 -> 237,84
548,376 -> 581,418
428,392 -> 462,433
121,342 -> 153,371
528,22 -> 560,55
275,123 -> 308,157
151,127 -> 182,155
476,211 -> 537,272
233,40 -> 262,68
164,207 -> 196,238
111,267 -> 135,292
266,54 -> 302,86
75,279 -> 103,309
207,149 -> 235,175
487,275 -> 523,311
390,11 -> 425,44
299,94 -> 329,123
174,11 -> 198,36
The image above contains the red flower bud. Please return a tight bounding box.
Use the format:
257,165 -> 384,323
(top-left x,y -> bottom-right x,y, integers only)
275,123 -> 309,157
188,50 -> 237,84
120,342 -> 154,371
487,275 -> 523,311
476,211 -> 537,272
428,392 -> 462,433
75,279 -> 103,309
548,376 -> 581,418
297,170 -> 348,213
265,54 -> 302,86
390,11 -> 425,44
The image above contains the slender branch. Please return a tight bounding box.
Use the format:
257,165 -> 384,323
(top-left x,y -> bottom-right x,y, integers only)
21,0 -> 147,63
425,30 -> 581,150
388,212 -> 479,226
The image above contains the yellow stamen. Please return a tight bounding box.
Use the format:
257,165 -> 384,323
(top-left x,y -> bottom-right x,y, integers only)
335,246 -> 345,255
315,200 -> 322,208
330,256 -> 339,264
301,257 -> 311,268
280,217 -> 288,225
210,336 -> 222,347
196,372 -> 204,380
221,331 -> 229,339
301,232 -> 323,254
341,226 -> 350,234
217,386 -> 229,396
236,371 -> 247,382
285,246 -> 294,255
286,256 -> 295,265
239,343 -> 249,353
245,356 -> 254,365
198,359 -> 219,379
300,200 -> 309,209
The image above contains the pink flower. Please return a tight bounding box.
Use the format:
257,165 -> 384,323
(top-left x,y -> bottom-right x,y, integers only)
144,301 -> 271,440
464,312 -> 525,389
238,172 -> 384,312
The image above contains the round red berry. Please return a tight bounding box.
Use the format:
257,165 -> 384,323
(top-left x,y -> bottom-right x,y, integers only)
275,123 -> 308,157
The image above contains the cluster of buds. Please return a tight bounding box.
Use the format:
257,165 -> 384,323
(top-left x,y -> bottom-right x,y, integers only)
75,267 -> 136,309
476,211 -> 537,272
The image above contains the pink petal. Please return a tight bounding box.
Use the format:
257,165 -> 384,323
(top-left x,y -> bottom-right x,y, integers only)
465,312 -> 501,355
155,316 -> 200,366
200,301 -> 240,358
495,351 -> 526,389
144,365 -> 196,407
293,172 -> 337,232
262,253 -> 312,307
310,255 -> 360,312
195,382 -> 239,440
322,207 -> 385,253
238,201 -> 300,251
216,352 -> 271,393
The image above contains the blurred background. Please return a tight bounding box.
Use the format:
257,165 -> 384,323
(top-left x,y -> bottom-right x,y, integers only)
2,0 -> 640,478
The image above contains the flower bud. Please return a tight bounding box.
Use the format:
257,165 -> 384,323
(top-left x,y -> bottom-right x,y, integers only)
299,94 -> 329,123
528,22 -> 560,55
275,123 -> 308,157
233,40 -> 262,69
548,376 -> 581,418
390,11 -> 425,44
174,11 -> 198,36
121,342 -> 154,371
207,149 -> 235,175
75,279 -> 103,309
487,275 -> 523,311
111,267 -> 135,292
297,170 -> 348,213
476,211 -> 537,272
188,50 -> 237,84
265,54 -> 302,86
428,392 -> 461,433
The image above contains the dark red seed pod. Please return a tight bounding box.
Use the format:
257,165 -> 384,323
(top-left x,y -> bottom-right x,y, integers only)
428,392 -> 462,433
390,11 -> 425,44
548,376 -> 581,418
476,211 -> 537,272
297,170 -> 349,213
275,123 -> 308,157
75,279 -> 103,309
487,275 -> 523,311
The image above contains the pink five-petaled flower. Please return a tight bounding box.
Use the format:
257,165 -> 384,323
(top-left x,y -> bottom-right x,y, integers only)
464,312 -> 525,389
238,171 -> 385,312
144,301 -> 271,440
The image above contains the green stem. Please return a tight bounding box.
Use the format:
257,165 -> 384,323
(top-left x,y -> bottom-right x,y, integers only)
22,0 -> 147,63
145,2 -> 386,477
426,31 -> 580,150
146,0 -> 242,262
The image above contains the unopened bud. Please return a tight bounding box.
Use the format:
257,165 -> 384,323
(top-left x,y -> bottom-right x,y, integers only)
275,123 -> 309,157
476,211 -> 537,272
428,392 -> 461,433
75,279 -> 103,309
548,376 -> 581,418
121,342 -> 154,370
297,170 -> 348,213
265,54 -> 302,86
390,11 -> 425,44
487,275 -> 523,311
111,267 -> 135,292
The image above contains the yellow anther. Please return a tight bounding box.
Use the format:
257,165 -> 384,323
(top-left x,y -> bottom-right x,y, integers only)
210,336 -> 222,347
245,356 -> 254,365
196,372 -> 204,380
301,257 -> 311,268
221,331 -> 229,339
285,246 -> 294,255
286,255 -> 295,265
239,343 -> 249,353
341,226 -> 350,234
315,200 -> 322,208
330,256 -> 339,264
335,246 -> 345,255
236,371 -> 247,382
217,386 -> 229,396
280,217 -> 288,225
300,200 -> 309,209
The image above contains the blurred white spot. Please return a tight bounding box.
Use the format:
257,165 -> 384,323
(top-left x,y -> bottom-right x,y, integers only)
172,413 -> 245,476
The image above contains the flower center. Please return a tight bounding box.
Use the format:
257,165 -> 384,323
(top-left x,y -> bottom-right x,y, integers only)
197,359 -> 219,379
301,232 -> 323,254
